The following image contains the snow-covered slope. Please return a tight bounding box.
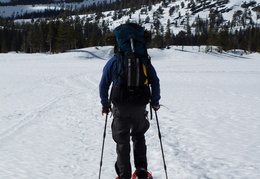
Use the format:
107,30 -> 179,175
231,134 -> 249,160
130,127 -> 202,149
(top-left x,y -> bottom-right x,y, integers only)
0,0 -> 9,3
0,0 -> 116,18
1,46 -> 260,179
1,0 -> 259,34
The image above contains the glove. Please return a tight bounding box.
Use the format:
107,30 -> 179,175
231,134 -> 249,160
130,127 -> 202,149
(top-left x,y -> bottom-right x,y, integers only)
153,105 -> 160,111
102,105 -> 111,115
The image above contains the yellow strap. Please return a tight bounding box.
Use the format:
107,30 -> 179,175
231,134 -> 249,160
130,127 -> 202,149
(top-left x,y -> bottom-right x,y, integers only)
143,64 -> 148,84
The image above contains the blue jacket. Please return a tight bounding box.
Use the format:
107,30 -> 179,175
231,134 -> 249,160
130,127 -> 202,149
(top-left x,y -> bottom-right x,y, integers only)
99,56 -> 160,107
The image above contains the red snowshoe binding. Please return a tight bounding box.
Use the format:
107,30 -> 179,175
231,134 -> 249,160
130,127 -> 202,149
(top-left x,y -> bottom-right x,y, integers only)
132,168 -> 153,179
115,167 -> 153,179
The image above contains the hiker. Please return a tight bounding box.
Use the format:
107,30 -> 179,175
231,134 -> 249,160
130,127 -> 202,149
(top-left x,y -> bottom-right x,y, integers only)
99,23 -> 160,179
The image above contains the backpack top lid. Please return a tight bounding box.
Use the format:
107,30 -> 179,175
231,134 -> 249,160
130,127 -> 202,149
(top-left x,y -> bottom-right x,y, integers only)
113,23 -> 147,56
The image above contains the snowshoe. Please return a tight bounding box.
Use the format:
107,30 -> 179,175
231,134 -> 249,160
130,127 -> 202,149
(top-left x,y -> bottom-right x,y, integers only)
132,168 -> 153,179
115,171 -> 152,179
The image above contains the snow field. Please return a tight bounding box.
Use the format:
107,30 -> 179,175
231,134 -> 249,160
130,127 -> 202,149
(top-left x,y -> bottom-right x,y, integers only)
0,46 -> 260,179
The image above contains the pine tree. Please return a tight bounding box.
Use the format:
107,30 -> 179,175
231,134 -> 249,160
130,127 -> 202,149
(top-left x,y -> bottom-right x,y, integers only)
255,27 -> 260,53
47,20 -> 55,53
27,23 -> 36,53
72,15 -> 84,49
1,39 -> 7,53
55,16 -> 73,52
164,19 -> 171,47
11,34 -> 17,52
216,28 -> 229,53
89,23 -> 102,46
37,20 -> 48,52
153,32 -> 164,48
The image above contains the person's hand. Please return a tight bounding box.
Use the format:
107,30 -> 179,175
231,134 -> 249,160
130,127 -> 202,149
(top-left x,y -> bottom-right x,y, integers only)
102,105 -> 111,115
153,105 -> 160,111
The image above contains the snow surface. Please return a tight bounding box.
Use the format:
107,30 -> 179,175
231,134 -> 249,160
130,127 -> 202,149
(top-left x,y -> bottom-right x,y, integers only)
0,46 -> 260,179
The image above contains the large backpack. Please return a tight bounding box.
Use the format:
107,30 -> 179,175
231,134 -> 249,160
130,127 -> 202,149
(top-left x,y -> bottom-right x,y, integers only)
111,23 -> 151,105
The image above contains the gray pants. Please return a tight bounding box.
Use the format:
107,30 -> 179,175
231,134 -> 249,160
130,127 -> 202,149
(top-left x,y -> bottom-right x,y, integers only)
112,104 -> 150,179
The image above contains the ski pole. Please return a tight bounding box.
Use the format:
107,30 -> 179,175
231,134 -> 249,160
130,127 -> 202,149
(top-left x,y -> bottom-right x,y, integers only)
155,111 -> 169,179
98,113 -> 108,179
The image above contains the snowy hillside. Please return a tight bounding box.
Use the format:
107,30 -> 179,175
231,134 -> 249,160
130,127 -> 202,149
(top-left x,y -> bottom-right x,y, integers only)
0,0 -> 10,3
96,0 -> 260,34
1,0 -> 259,32
0,0 -> 117,18
1,46 -> 260,179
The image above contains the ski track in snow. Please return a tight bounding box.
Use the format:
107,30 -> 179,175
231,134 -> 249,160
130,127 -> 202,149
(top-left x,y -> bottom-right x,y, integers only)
0,50 -> 107,178
0,95 -> 62,143
1,46 -> 260,179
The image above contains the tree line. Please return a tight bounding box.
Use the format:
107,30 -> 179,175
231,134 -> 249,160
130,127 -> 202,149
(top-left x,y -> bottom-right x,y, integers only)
0,12 -> 104,53
1,14 -> 260,53
1,0 -> 260,53
4,0 -> 174,19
